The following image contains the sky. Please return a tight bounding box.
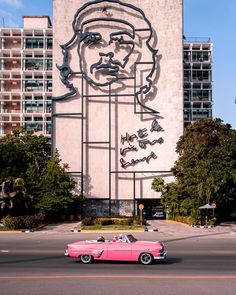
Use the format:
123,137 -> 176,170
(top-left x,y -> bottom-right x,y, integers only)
0,0 -> 235,129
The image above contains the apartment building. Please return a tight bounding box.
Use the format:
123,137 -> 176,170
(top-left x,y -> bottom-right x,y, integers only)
0,16 -> 52,137
183,38 -> 213,127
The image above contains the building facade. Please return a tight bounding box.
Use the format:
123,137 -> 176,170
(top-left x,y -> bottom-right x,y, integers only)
53,0 -> 183,217
0,16 -> 52,137
183,38 -> 213,127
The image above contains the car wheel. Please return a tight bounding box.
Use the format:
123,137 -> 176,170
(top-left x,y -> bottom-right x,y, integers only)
80,254 -> 93,264
139,253 -> 153,265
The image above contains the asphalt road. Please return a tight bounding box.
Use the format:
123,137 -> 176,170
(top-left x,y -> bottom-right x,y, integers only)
1,230 -> 236,295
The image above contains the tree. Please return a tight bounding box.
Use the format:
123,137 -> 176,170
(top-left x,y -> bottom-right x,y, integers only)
173,118 -> 236,220
151,177 -> 165,193
0,128 -> 84,220
35,151 -> 80,218
0,128 -> 50,189
0,128 -> 51,217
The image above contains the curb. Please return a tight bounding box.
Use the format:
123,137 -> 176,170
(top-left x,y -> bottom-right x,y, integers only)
191,225 -> 214,229
145,228 -> 158,232
0,230 -> 21,233
165,220 -> 189,227
21,229 -> 33,233
71,229 -> 146,233
71,228 -> 81,233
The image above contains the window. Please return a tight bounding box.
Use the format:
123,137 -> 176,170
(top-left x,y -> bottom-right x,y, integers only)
46,80 -> 52,92
46,101 -> 51,112
184,90 -> 191,101
25,38 -> 44,49
184,51 -> 190,62
47,38 -> 53,49
192,109 -> 210,120
184,109 -> 191,120
24,100 -> 43,112
192,51 -> 209,62
46,59 -> 52,70
192,90 -> 210,101
25,80 -> 44,91
25,59 -> 44,70
184,70 -> 190,82
24,122 -> 43,132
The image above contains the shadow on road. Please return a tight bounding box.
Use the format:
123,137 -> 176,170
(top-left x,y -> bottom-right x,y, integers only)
0,255 -> 64,265
163,231 -> 230,243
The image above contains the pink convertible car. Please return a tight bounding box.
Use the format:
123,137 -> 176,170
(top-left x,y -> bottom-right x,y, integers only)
65,234 -> 166,265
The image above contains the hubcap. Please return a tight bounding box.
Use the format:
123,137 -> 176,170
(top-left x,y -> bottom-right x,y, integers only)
81,255 -> 91,263
141,254 -> 152,264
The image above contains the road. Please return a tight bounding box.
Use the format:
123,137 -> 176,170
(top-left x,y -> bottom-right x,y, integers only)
0,226 -> 236,295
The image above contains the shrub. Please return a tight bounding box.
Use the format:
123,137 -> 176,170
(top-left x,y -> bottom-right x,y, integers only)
113,218 -> 133,225
133,216 -> 141,225
81,217 -> 93,226
2,213 -> 46,230
101,219 -> 114,226
34,212 -> 46,223
208,217 -> 218,226
22,215 -> 38,229
3,216 -> 24,229
94,218 -> 114,226
94,217 -> 134,226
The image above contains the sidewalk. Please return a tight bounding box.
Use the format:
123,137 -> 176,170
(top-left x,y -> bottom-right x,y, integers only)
37,220 -> 236,235
38,221 -> 81,233
147,220 -> 236,237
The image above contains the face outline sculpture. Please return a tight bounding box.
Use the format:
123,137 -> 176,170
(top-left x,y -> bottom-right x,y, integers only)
56,0 -> 159,113
78,20 -> 135,87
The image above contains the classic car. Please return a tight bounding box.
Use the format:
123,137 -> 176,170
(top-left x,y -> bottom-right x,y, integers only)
65,234 -> 166,265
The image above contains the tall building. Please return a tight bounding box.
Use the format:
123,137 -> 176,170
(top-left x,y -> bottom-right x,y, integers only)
0,16 -> 52,137
53,0 -> 183,217
183,38 -> 213,127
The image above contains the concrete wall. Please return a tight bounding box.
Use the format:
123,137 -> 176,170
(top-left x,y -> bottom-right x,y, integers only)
23,16 -> 51,29
53,0 -> 183,215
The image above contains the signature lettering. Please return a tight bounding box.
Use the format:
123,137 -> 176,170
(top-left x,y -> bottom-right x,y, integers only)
120,145 -> 138,157
120,133 -> 138,145
137,128 -> 148,138
150,119 -> 164,132
138,137 -> 164,149
120,120 -> 164,169
120,152 -> 157,169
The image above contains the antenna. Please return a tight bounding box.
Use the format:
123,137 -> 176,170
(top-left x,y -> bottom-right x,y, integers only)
2,17 -> 5,28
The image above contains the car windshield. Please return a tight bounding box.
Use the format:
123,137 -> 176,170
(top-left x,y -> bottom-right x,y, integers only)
127,235 -> 137,243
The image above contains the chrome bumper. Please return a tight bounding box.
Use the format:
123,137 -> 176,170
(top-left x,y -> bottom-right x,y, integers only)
154,251 -> 167,260
64,250 -> 69,256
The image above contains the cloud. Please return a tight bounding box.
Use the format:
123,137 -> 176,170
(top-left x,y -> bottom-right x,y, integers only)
0,0 -> 23,9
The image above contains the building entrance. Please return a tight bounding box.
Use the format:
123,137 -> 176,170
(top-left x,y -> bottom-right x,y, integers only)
137,199 -> 165,220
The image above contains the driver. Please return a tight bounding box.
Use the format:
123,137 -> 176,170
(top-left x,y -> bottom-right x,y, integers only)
118,234 -> 125,242
97,236 -> 105,242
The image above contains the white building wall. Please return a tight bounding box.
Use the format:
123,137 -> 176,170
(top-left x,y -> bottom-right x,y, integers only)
53,0 -> 183,216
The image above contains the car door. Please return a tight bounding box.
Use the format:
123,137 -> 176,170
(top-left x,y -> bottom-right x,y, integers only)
106,242 -> 132,261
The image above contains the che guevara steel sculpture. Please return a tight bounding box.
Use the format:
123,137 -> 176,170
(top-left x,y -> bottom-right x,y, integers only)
55,0 -> 159,113
53,0 -> 164,210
